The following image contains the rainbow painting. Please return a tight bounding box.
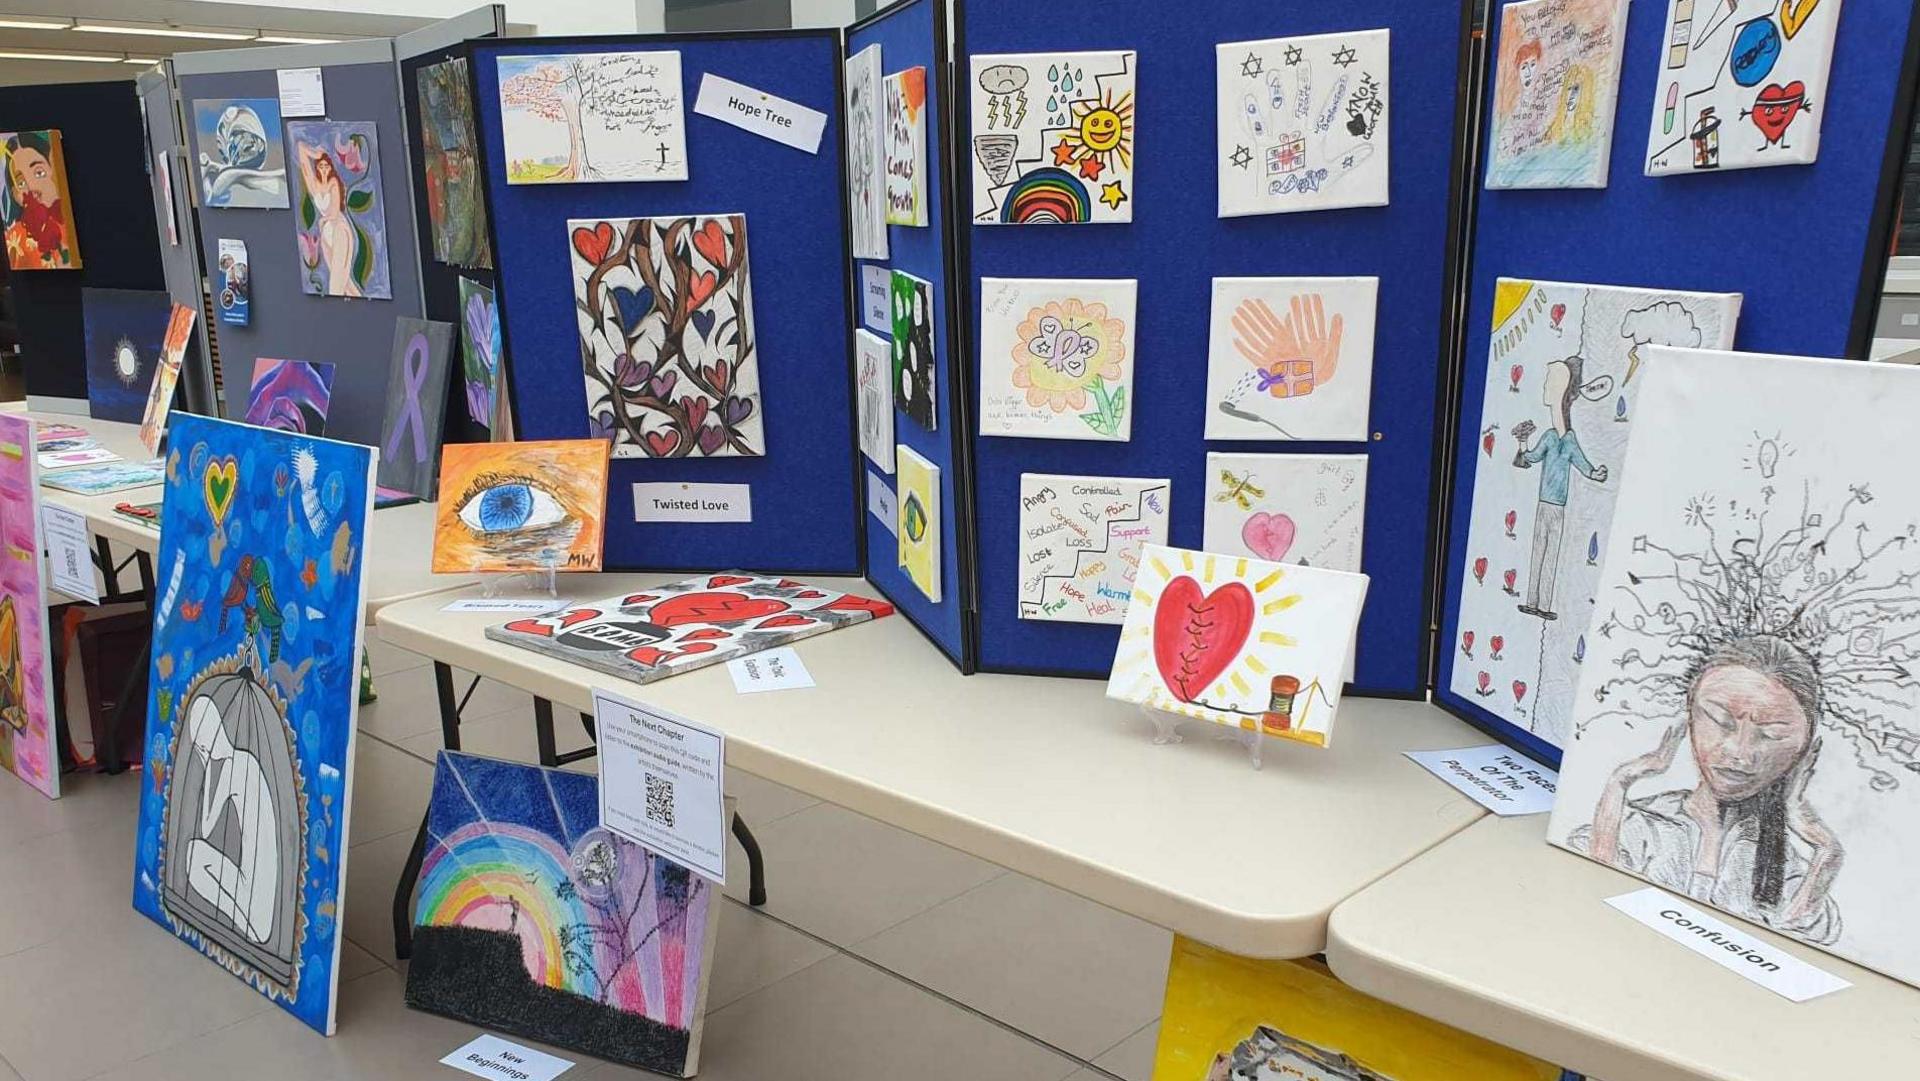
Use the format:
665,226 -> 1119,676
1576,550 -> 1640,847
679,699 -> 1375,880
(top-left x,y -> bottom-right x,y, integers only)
405,751 -> 722,1076
998,167 -> 1093,224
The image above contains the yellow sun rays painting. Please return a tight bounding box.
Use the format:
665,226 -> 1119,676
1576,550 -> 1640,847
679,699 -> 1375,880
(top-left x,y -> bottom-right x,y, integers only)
1106,544 -> 1368,747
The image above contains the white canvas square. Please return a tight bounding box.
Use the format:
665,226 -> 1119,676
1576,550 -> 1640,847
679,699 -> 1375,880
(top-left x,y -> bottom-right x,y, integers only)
1216,29 -> 1390,217
884,67 -> 928,226
1485,0 -> 1630,189
1017,474 -> 1169,625
970,51 -> 1136,225
1549,346 -> 1920,989
979,278 -> 1136,440
1205,277 -> 1377,441
845,44 -> 889,258
855,329 -> 893,474
497,51 -> 687,183
1644,0 -> 1842,175
1202,453 -> 1367,571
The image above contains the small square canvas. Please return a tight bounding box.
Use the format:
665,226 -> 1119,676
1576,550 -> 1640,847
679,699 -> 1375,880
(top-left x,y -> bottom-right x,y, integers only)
855,329 -> 894,474
190,99 -> 289,209
138,303 -> 197,456
884,67 -> 928,227
979,278 -> 1136,441
845,44 -> 889,259
406,751 -> 723,1076
432,439 -> 611,574
1107,545 -> 1368,748
891,270 -> 937,432
970,51 -> 1136,224
2,129 -> 81,269
458,276 -> 500,431
896,445 -> 941,602
1018,474 -> 1169,625
81,287 -> 172,423
1202,453 -> 1368,572
1205,277 -> 1377,441
244,359 -> 337,435
287,120 -> 392,300
1486,0 -> 1631,189
377,318 -> 456,501
417,57 -> 493,269
497,51 -> 688,183
1215,30 -> 1390,217
0,415 -> 59,798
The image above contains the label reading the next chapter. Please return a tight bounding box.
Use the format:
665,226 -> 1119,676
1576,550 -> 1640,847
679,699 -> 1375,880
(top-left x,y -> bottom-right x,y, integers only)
594,689 -> 727,884
632,482 -> 751,523
693,73 -> 827,153
1404,745 -> 1558,816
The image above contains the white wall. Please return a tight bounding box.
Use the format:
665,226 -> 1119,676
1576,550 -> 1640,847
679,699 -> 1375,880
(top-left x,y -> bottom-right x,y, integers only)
228,0 -> 637,35
789,0 -> 857,28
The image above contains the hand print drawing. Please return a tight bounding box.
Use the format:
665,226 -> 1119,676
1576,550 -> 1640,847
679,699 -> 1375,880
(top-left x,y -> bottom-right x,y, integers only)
1206,277 -> 1376,442
1216,30 -> 1390,217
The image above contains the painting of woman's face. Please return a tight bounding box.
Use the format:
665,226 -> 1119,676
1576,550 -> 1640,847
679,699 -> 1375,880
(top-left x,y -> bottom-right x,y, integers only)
10,146 -> 56,207
1688,663 -> 1814,801
315,154 -> 335,185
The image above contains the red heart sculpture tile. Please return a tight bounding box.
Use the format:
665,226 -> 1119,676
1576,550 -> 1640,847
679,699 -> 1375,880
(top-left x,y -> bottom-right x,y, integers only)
1152,577 -> 1256,703
650,591 -> 790,628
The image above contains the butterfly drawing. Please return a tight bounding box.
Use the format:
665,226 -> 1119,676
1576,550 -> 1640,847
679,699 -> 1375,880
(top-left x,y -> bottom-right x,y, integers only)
1216,469 -> 1267,510
1028,314 -> 1098,379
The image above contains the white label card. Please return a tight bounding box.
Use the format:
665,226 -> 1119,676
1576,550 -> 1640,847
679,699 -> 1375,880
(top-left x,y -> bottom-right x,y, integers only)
42,503 -> 98,604
631,482 -> 752,523
868,471 -> 898,535
693,73 -> 827,154
440,1035 -> 574,1081
1605,888 -> 1852,1003
40,448 -> 120,469
594,689 -> 727,884
728,646 -> 815,693
442,597 -> 569,613
276,66 -> 325,118
1404,745 -> 1558,816
861,265 -> 892,332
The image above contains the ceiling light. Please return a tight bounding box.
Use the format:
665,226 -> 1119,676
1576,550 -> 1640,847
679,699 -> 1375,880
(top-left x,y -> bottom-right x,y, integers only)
121,56 -> 160,65
0,15 -> 72,30
0,48 -> 119,62
70,21 -> 256,40
254,34 -> 342,44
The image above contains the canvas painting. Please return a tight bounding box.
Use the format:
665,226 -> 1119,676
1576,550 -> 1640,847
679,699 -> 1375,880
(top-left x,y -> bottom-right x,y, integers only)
377,318 -> 455,501
1203,453 -> 1368,572
1646,0 -> 1843,174
855,329 -> 894,474
458,276 -> 500,431
288,120 -> 391,301
190,99 -> 289,209
157,148 -> 177,245
1205,277 -> 1378,441
979,278 -> 1136,441
407,751 -> 722,1076
1486,0 -> 1631,189
82,287 -> 171,423
2,129 -> 81,269
131,413 -> 374,1035
1216,30 -> 1391,218
0,416 -> 58,799
1448,279 -> 1741,751
845,44 -> 888,259
573,215 -> 763,458
418,57 -> 493,269
1107,545 -> 1368,748
896,445 -> 941,602
1017,474 -> 1169,625
217,238 -> 250,326
884,67 -> 928,227
970,51 -> 1136,225
139,303 -> 198,456
42,458 -> 166,496
1548,347 -> 1920,988
891,270 -> 937,432
486,574 -> 894,685
432,439 -> 611,574
498,51 -> 687,184
245,359 -> 336,435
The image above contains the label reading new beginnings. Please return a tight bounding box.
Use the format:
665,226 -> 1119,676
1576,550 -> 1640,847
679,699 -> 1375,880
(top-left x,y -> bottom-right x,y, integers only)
440,1035 -> 573,1081
692,73 -> 827,153
593,689 -> 727,884
632,482 -> 752,523
1605,888 -> 1851,1002
1404,745 -> 1558,816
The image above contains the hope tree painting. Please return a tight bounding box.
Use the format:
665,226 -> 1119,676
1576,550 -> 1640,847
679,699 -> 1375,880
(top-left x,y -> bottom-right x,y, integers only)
498,51 -> 687,184
287,120 -> 391,301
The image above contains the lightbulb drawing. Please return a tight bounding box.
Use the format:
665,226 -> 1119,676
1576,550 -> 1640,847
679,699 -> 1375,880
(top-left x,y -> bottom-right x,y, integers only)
1757,437 -> 1780,479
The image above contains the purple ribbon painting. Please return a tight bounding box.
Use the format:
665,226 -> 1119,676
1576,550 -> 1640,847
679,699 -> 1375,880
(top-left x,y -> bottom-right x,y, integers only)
386,330 -> 430,461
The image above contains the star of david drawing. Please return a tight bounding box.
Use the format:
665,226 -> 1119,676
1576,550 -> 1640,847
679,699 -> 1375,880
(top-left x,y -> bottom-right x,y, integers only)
1332,45 -> 1358,68
1283,45 -> 1303,66
1230,145 -> 1253,170
1341,154 -> 1356,170
1240,53 -> 1263,78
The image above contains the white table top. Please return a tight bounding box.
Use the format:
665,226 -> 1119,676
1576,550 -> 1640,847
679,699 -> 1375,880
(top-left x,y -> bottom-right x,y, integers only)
1325,814 -> 1920,1081
376,572 -> 1492,958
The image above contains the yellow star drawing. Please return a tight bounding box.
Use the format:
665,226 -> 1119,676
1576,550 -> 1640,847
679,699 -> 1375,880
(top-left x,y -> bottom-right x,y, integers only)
1100,181 -> 1128,210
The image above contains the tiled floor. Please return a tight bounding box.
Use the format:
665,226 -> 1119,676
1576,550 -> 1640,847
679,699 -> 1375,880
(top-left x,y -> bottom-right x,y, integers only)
0,644 -> 1171,1081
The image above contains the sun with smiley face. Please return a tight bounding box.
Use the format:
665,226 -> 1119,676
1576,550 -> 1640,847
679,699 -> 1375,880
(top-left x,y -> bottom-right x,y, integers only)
1051,84 -> 1135,202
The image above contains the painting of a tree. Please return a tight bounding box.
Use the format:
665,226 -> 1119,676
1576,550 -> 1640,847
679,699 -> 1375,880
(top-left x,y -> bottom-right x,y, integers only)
497,51 -> 688,184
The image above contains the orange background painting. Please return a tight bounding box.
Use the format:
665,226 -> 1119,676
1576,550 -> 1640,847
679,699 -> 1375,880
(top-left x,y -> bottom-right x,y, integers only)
433,439 -> 610,573
2,129 -> 82,271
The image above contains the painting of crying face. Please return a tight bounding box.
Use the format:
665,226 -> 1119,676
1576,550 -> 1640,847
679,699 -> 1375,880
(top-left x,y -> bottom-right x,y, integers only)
432,439 -> 611,573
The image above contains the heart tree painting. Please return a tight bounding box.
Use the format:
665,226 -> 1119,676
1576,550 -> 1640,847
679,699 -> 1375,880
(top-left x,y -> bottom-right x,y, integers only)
571,215 -> 763,459
287,120 -> 391,301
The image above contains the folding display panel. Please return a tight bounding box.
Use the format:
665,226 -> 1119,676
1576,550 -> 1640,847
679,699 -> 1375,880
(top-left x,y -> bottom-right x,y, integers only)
850,0 -> 978,671
1437,0 -> 1920,766
958,1 -> 1470,691
138,65 -> 218,418
472,31 -> 861,575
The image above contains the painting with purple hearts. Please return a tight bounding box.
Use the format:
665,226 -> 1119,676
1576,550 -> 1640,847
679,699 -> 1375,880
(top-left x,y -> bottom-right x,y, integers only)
376,317 -> 455,500
244,358 -> 336,435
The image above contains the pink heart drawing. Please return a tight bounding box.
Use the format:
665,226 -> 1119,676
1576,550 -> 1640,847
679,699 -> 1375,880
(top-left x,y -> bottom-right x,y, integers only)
1241,512 -> 1297,563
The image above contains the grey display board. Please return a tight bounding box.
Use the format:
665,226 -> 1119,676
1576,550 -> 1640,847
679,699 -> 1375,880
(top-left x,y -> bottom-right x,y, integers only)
137,64 -> 216,417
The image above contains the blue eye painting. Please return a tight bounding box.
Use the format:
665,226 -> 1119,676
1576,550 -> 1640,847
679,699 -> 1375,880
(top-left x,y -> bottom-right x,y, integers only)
433,439 -> 611,573
457,479 -> 567,534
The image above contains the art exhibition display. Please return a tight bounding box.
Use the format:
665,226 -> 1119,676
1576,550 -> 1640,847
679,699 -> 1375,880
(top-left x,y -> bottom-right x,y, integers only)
486,574 -> 894,685
1017,474 -> 1168,625
1549,348 -> 1920,988
970,50 -> 1136,224
459,276 -> 501,430
1202,453 -> 1367,572
432,439 -> 611,574
1205,277 -> 1378,441
191,99 -> 289,209
81,287 -> 172,424
131,413 -> 375,1035
572,214 -> 763,458
217,238 -> 251,326
1486,0 -> 1630,189
407,752 -> 721,1076
0,415 -> 58,799
1450,279 -> 1741,751
244,359 -> 337,436
1215,30 -> 1391,217
1107,545 -> 1369,748
41,459 -> 166,496
895,445 -> 942,602
139,303 -> 199,456
2,129 -> 81,270
497,51 -> 688,183
418,56 -> 493,269
377,318 -> 456,501
288,120 -> 393,300
891,270 -> 937,431
844,43 -> 889,259
884,66 -> 928,227
978,278 -> 1136,441
855,329 -> 894,474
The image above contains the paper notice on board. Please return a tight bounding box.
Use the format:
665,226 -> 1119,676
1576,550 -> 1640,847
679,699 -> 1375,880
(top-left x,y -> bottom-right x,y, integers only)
593,690 -> 728,884
276,66 -> 325,117
861,265 -> 892,332
43,504 -> 99,604
1405,745 -> 1558,816
692,73 -> 827,153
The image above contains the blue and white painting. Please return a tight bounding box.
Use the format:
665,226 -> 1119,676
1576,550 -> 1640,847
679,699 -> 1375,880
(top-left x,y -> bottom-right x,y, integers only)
81,287 -> 173,423
191,98 -> 290,210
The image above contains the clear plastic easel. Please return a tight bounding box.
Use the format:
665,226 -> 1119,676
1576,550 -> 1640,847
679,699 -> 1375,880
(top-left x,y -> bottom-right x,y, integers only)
475,553 -> 561,599
1138,675 -> 1337,772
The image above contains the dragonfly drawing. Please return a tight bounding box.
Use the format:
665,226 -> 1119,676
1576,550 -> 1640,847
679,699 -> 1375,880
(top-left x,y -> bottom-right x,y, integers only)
1216,469 -> 1267,510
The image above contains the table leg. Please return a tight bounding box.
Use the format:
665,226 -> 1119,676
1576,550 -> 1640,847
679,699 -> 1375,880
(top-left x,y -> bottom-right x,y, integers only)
135,551 -> 155,600
93,536 -> 117,596
96,637 -> 149,775
534,697 -> 558,767
732,814 -> 768,907
433,662 -> 463,751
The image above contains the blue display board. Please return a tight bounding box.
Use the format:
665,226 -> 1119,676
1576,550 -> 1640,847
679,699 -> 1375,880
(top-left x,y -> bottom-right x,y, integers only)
471,31 -> 861,574
1436,0 -> 1920,765
850,0 -> 977,670
959,1 -> 1469,691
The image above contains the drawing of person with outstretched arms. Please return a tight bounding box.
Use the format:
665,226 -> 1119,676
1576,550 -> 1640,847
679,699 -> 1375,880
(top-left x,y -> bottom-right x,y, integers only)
1511,354 -> 1611,619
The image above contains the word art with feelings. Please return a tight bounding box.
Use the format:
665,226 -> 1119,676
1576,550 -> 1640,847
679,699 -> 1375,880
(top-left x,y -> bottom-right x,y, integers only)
1018,474 -> 1169,625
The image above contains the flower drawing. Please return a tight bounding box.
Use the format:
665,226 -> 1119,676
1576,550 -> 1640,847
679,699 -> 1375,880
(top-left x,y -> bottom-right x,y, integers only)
1011,298 -> 1128,435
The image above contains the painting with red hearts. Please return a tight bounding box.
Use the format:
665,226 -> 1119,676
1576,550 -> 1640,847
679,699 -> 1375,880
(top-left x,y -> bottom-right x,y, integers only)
1645,0 -> 1842,175
571,214 -> 764,458
1201,452 -> 1367,572
1447,279 -> 1740,752
1105,545 -> 1368,748
485,573 -> 895,685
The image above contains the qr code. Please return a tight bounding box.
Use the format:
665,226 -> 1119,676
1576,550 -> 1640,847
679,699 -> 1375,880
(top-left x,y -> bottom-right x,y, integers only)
644,772 -> 675,828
